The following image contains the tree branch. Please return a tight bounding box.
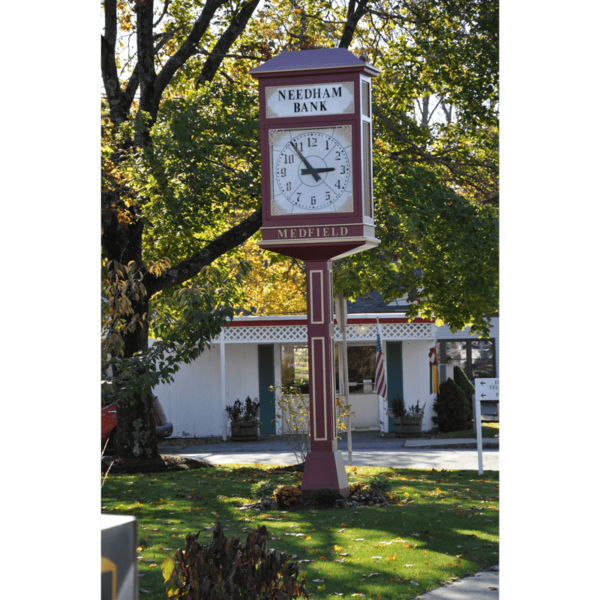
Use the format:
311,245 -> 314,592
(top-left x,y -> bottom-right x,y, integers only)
149,0 -> 229,116
153,0 -> 172,27
135,0 -> 158,122
339,0 -> 370,49
146,208 -> 263,296
195,0 -> 261,87
374,105 -> 496,197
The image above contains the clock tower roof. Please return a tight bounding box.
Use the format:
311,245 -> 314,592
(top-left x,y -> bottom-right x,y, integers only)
250,48 -> 380,76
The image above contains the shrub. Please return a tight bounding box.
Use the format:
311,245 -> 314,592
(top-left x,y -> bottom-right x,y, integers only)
453,367 -> 475,421
432,379 -> 468,432
390,395 -> 405,419
271,383 -> 353,464
366,474 -> 392,495
348,482 -> 365,496
273,485 -> 302,508
313,488 -> 343,507
161,521 -> 308,600
251,480 -> 277,501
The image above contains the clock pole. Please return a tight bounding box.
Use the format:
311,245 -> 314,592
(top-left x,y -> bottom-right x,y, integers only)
251,48 -> 380,498
302,259 -> 349,495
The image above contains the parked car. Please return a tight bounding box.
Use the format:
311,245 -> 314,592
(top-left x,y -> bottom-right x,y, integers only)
101,395 -> 173,451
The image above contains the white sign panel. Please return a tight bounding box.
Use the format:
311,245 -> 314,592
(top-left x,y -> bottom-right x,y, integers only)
475,378 -> 499,401
265,82 -> 355,118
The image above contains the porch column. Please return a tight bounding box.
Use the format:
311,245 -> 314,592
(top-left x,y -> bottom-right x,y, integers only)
301,260 -> 349,496
220,328 -> 227,441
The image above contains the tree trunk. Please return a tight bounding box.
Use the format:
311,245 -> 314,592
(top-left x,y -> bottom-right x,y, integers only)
115,388 -> 159,459
102,203 -> 159,459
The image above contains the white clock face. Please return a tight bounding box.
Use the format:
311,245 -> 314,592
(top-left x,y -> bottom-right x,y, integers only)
270,126 -> 353,214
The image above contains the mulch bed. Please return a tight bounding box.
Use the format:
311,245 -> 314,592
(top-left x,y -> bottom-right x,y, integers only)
102,454 -> 212,474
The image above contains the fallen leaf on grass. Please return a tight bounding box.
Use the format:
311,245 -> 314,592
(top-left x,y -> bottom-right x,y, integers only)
351,594 -> 366,597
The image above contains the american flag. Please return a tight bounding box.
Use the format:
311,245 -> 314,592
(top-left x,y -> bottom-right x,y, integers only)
375,321 -> 387,401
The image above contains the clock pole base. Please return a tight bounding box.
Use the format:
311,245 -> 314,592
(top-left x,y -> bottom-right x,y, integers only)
300,450 -> 349,497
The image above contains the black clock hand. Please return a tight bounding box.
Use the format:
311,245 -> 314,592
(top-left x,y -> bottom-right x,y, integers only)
300,167 -> 336,175
290,142 -> 321,182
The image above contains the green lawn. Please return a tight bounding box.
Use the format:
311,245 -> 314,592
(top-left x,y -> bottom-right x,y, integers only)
101,464 -> 499,599
436,422 -> 499,439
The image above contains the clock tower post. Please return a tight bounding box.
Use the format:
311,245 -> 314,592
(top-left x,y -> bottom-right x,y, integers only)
251,49 -> 380,495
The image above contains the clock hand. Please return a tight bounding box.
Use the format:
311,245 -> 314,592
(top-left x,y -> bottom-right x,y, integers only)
300,167 -> 336,175
290,142 -> 321,182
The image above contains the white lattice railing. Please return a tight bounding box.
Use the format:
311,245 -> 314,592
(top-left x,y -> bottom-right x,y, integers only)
223,322 -> 434,343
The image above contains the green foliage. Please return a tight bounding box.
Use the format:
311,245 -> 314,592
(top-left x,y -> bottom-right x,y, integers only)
366,474 -> 392,495
312,488 -> 343,507
102,259 -> 240,406
333,164 -> 498,337
251,480 -> 277,501
453,367 -> 475,421
161,520 -> 308,599
273,485 -> 302,508
432,379 -> 468,432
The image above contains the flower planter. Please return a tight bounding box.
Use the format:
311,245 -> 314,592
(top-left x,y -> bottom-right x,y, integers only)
231,422 -> 259,442
394,418 -> 423,438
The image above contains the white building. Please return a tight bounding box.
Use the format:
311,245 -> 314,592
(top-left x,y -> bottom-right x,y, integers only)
153,294 -> 499,439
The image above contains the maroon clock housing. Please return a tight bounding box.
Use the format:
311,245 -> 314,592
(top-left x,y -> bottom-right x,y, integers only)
250,48 -> 380,261
251,49 -> 380,496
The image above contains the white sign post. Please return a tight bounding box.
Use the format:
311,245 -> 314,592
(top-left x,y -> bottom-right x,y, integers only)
473,378 -> 500,475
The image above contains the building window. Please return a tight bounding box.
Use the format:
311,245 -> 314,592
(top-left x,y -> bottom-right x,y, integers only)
437,339 -> 496,381
281,344 -> 309,393
282,344 -> 378,395
335,345 -> 376,394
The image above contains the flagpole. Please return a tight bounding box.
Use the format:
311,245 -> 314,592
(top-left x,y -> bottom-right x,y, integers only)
375,317 -> 388,435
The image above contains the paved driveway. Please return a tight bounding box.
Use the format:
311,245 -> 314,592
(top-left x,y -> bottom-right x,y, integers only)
161,432 -> 499,471
177,448 -> 498,470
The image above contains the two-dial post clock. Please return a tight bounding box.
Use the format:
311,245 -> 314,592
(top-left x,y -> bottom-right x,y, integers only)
251,49 -> 380,496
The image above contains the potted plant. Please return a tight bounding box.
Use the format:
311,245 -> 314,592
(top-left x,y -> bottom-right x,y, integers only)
390,395 -> 406,432
226,396 -> 261,441
391,396 -> 426,438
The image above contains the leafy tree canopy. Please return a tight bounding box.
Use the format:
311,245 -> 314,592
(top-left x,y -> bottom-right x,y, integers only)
101,0 -> 498,458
